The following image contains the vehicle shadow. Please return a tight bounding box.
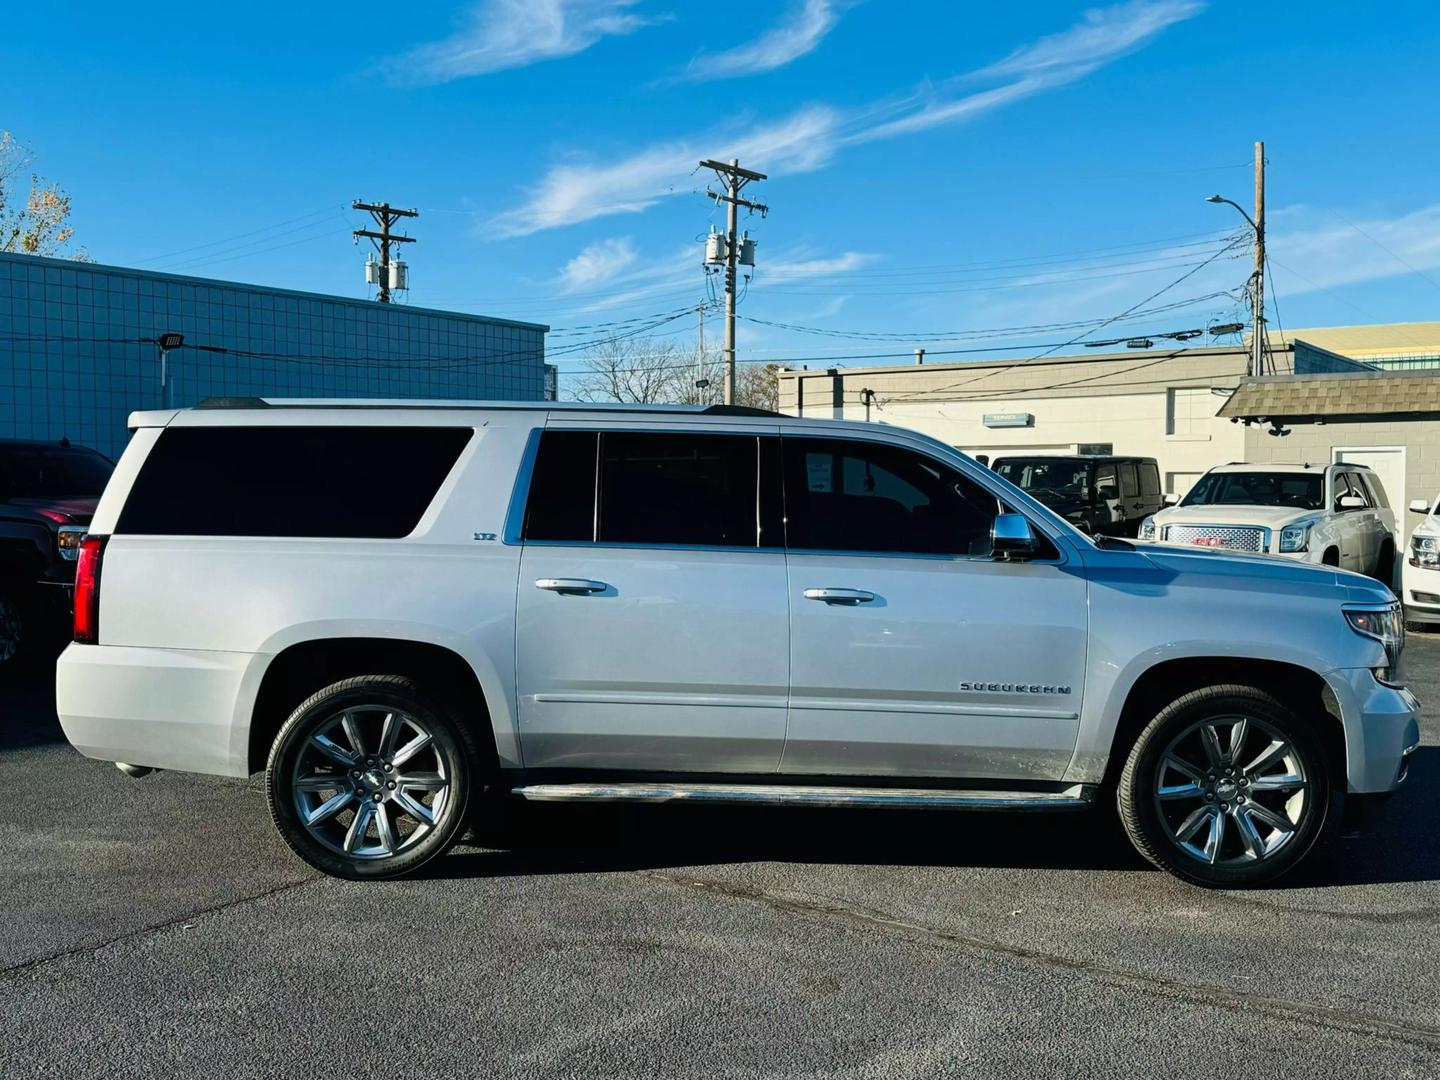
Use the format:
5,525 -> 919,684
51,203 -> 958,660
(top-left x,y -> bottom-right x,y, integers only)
0,656 -> 65,753
425,749 -> 1440,888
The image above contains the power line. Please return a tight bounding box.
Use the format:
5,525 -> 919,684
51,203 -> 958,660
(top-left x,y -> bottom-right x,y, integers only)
135,205 -> 345,267
877,237 -> 1250,404
353,200 -> 417,304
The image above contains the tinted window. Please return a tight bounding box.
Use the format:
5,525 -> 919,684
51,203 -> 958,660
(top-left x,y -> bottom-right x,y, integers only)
1119,462 -> 1139,499
0,446 -> 113,500
1337,473 -> 1371,509
597,432 -> 758,547
523,431 -> 597,542
1094,465 -> 1118,501
117,426 -> 471,537
1183,471 -> 1323,510
784,437 -> 999,556
992,458 -> 1089,496
1139,463 -> 1161,497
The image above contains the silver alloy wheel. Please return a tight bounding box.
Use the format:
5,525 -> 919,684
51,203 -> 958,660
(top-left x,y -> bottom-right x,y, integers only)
0,595 -> 21,664
291,706 -> 451,860
1153,713 -> 1309,866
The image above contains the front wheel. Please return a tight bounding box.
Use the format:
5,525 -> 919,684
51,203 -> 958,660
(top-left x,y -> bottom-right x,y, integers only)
1117,684 -> 1337,887
265,676 -> 477,880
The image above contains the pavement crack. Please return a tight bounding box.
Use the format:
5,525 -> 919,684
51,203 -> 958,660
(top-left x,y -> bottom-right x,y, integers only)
645,870 -> 1440,1052
0,876 -> 321,982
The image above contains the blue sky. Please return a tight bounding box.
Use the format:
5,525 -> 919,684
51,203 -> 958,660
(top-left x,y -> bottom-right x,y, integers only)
6,0 -> 1440,375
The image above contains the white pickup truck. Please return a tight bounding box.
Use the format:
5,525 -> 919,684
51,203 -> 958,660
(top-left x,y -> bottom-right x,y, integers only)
55,400 -> 1418,888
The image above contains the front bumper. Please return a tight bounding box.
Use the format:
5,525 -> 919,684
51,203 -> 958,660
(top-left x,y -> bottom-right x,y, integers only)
1323,667 -> 1421,793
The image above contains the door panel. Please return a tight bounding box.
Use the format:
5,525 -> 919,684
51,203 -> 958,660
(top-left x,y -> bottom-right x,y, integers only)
784,553 -> 1088,778
518,546 -> 789,772
777,434 -> 1088,781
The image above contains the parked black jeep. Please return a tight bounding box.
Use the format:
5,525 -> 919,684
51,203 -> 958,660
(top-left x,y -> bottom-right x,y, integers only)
0,439 -> 114,670
991,454 -> 1164,537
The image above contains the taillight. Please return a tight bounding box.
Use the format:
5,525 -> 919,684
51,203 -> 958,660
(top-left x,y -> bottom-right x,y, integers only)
74,536 -> 107,644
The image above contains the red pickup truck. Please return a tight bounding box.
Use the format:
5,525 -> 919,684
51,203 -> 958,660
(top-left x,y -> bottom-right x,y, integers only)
0,439 -> 114,672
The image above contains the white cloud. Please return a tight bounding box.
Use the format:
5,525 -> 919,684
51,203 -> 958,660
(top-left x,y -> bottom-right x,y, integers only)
678,0 -> 852,82
492,106 -> 843,236
385,0 -> 657,84
493,1 -> 1203,235
1268,203 -> 1440,295
765,251 -> 878,276
976,0 -> 1205,80
559,236 -> 639,291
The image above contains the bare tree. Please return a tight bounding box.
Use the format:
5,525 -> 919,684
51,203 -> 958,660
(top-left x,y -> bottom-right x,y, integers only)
570,337 -> 692,404
0,132 -> 89,260
568,335 -> 783,412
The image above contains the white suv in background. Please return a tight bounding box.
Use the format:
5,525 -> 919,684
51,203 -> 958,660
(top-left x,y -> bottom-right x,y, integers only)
55,400 -> 1418,889
1140,462 -> 1397,580
1403,491 -> 1440,628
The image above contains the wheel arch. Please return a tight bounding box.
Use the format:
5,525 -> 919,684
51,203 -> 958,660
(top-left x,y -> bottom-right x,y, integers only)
245,636 -> 500,776
1102,656 -> 1345,789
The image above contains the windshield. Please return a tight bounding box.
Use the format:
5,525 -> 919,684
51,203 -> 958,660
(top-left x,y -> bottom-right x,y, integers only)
992,458 -> 1089,496
1181,471 -> 1323,510
0,446 -> 115,499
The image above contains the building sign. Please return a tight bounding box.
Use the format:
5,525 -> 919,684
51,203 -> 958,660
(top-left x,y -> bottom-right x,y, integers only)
983,412 -> 1034,428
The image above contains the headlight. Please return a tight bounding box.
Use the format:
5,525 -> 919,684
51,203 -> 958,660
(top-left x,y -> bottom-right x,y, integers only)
1278,522 -> 1311,553
56,525 -> 88,561
1138,516 -> 1156,541
1411,535 -> 1440,568
1344,603 -> 1405,686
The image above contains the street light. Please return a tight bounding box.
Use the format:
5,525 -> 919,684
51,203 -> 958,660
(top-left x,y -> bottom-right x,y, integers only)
156,332 -> 184,408
1205,193 -> 1265,375
1204,194 -> 1258,232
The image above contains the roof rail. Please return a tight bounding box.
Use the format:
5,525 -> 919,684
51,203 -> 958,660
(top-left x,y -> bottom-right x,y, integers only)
195,396 -> 271,410
702,404 -> 781,417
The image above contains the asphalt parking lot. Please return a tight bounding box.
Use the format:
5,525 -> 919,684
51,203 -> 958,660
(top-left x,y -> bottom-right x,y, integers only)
2,637 -> 1439,1078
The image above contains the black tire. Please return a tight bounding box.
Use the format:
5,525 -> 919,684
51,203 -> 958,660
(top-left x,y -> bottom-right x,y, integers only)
1117,684 -> 1338,888
0,581 -> 31,677
265,675 -> 479,880
1372,541 -> 1395,585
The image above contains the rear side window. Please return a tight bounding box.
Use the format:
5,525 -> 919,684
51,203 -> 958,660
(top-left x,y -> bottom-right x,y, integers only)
1119,462 -> 1139,499
116,426 -> 472,538
598,432 -> 758,547
523,430 -> 598,542
1139,463 -> 1161,497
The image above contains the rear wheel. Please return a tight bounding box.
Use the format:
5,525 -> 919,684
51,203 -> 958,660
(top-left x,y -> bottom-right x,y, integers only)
1118,684 -> 1336,887
265,675 -> 477,880
0,583 -> 30,675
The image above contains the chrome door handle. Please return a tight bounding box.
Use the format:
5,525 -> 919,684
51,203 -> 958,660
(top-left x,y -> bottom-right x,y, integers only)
803,587 -> 875,605
535,578 -> 609,594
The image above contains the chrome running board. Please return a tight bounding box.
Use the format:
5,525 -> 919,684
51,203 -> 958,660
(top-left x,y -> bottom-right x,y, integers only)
511,782 -> 1094,811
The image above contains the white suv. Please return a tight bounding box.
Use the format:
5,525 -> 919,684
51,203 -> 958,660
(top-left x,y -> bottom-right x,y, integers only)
1403,492 -> 1440,628
56,400 -> 1419,888
1139,462 -> 1397,579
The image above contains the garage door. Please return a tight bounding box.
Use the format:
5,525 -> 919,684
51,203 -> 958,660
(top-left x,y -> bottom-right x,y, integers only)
1332,447 -> 1405,513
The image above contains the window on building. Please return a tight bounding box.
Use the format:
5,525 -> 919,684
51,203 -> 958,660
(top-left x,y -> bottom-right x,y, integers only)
597,432 -> 759,547
1166,472 -> 1202,498
1166,387 -> 1215,436
782,437 -> 1000,556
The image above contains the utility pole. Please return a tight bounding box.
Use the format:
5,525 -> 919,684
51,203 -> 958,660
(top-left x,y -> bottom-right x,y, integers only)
695,301 -> 707,404
352,200 -> 418,304
1251,141 -> 1266,376
700,158 -> 767,404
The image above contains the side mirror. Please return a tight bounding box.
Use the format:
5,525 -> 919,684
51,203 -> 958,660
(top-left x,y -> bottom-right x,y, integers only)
1410,498 -> 1432,514
1337,493 -> 1366,511
1163,492 -> 1179,506
991,513 -> 1038,559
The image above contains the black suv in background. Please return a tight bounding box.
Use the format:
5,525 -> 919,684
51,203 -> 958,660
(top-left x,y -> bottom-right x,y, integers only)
991,454 -> 1164,537
0,439 -> 114,670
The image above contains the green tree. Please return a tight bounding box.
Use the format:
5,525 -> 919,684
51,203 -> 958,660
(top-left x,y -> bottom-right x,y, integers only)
0,132 -> 89,260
